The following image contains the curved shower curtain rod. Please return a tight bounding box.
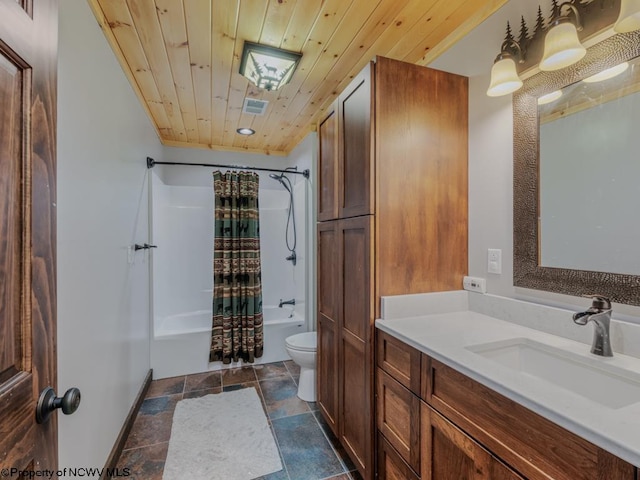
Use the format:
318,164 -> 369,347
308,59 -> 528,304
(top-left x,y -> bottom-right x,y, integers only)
146,157 -> 310,179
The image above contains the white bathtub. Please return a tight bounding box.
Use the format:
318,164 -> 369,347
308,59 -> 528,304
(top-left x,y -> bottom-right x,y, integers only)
151,306 -> 306,379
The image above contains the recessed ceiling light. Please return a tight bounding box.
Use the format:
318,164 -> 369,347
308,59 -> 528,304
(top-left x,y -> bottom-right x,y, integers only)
236,128 -> 255,136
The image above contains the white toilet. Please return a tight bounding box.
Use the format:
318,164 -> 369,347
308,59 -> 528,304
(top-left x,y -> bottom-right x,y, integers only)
285,331 -> 317,402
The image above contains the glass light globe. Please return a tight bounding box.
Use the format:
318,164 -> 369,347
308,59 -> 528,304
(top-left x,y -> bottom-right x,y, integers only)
487,57 -> 523,97
540,21 -> 586,71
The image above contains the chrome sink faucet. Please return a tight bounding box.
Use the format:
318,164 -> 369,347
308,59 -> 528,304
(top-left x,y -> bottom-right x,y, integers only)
572,295 -> 613,357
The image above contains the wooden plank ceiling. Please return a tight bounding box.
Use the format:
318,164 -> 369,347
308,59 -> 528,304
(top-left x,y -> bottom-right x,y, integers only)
88,0 -> 507,156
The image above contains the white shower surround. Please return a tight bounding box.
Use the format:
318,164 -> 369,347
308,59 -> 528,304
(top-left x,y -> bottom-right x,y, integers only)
149,169 -> 309,379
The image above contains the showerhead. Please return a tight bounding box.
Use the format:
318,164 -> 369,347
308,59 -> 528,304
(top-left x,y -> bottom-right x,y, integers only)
269,172 -> 292,193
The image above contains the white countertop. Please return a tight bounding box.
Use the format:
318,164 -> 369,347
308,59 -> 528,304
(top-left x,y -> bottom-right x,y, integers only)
376,311 -> 640,467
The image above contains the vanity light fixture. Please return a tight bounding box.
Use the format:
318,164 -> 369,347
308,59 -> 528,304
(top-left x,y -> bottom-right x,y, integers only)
236,127 -> 255,136
582,61 -> 629,82
537,90 -> 563,105
487,24 -> 524,97
239,41 -> 302,92
614,0 -> 640,32
539,2 -> 585,71
487,0 -> 628,97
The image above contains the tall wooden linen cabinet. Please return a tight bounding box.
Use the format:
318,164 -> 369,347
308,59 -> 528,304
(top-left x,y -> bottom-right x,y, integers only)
316,56 -> 469,480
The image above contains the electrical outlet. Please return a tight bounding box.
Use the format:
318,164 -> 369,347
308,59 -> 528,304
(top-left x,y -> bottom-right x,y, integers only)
463,276 -> 486,293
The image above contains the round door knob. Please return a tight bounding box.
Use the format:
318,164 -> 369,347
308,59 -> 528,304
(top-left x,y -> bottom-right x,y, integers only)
36,386 -> 81,424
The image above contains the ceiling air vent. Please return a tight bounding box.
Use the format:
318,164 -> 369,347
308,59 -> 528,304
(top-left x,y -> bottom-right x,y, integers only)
242,98 -> 269,115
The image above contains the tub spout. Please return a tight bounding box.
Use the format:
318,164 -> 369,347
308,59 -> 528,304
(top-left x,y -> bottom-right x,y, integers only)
279,299 -> 296,308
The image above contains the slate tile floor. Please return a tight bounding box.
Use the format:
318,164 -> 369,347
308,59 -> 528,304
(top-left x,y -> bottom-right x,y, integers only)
116,361 -> 363,480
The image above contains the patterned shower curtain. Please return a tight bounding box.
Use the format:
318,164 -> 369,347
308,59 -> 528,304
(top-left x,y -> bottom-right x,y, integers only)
210,171 -> 264,364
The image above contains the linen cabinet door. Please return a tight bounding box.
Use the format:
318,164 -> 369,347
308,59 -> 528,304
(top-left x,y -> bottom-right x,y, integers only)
339,215 -> 374,479
317,220 -> 340,435
421,404 -> 524,480
338,62 -> 374,218
318,103 -> 338,222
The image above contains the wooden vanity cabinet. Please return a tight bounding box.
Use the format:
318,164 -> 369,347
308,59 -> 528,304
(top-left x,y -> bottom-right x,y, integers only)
376,332 -> 422,477
376,332 -> 638,480
378,432 -> 420,480
317,56 -> 469,480
425,358 -> 636,480
376,360 -> 523,480
422,404 -> 524,480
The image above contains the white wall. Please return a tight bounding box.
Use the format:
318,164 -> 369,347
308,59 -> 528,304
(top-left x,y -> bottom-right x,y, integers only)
466,74 -> 515,298
57,1 -> 162,472
430,1 -> 640,320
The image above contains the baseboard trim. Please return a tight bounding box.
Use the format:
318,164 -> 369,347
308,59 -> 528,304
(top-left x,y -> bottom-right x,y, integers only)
101,369 -> 153,478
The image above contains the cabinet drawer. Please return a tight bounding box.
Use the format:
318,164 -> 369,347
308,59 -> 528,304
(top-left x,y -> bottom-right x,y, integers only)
422,403 -> 524,480
424,356 -> 636,480
378,432 -> 420,480
377,368 -> 421,473
377,330 -> 421,395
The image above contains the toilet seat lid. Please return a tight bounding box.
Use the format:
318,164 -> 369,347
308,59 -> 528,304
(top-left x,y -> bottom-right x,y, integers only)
286,331 -> 317,352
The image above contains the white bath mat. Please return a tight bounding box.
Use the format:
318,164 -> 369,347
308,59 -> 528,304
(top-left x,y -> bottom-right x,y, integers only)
162,387 -> 282,480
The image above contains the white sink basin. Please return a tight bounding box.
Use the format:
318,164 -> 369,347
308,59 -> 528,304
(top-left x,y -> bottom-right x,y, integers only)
466,338 -> 640,409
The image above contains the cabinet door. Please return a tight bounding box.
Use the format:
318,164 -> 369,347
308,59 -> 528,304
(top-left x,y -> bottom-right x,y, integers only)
317,220 -> 340,434
318,103 -> 338,221
422,403 -> 524,480
375,56 -> 468,298
377,369 -> 421,472
377,330 -> 422,395
425,356 -> 637,480
378,433 -> 420,480
339,215 -> 374,478
338,62 -> 373,218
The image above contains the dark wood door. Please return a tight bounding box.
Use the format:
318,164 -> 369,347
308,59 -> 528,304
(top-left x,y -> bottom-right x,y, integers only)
317,220 -> 340,435
422,404 -> 524,480
317,103 -> 338,222
339,215 -> 374,479
338,63 -> 373,219
0,0 -> 58,470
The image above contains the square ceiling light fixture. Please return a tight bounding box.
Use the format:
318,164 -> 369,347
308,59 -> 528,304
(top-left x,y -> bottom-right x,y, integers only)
239,41 -> 302,91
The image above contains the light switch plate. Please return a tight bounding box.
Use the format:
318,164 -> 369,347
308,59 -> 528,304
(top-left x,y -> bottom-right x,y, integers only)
488,248 -> 502,274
